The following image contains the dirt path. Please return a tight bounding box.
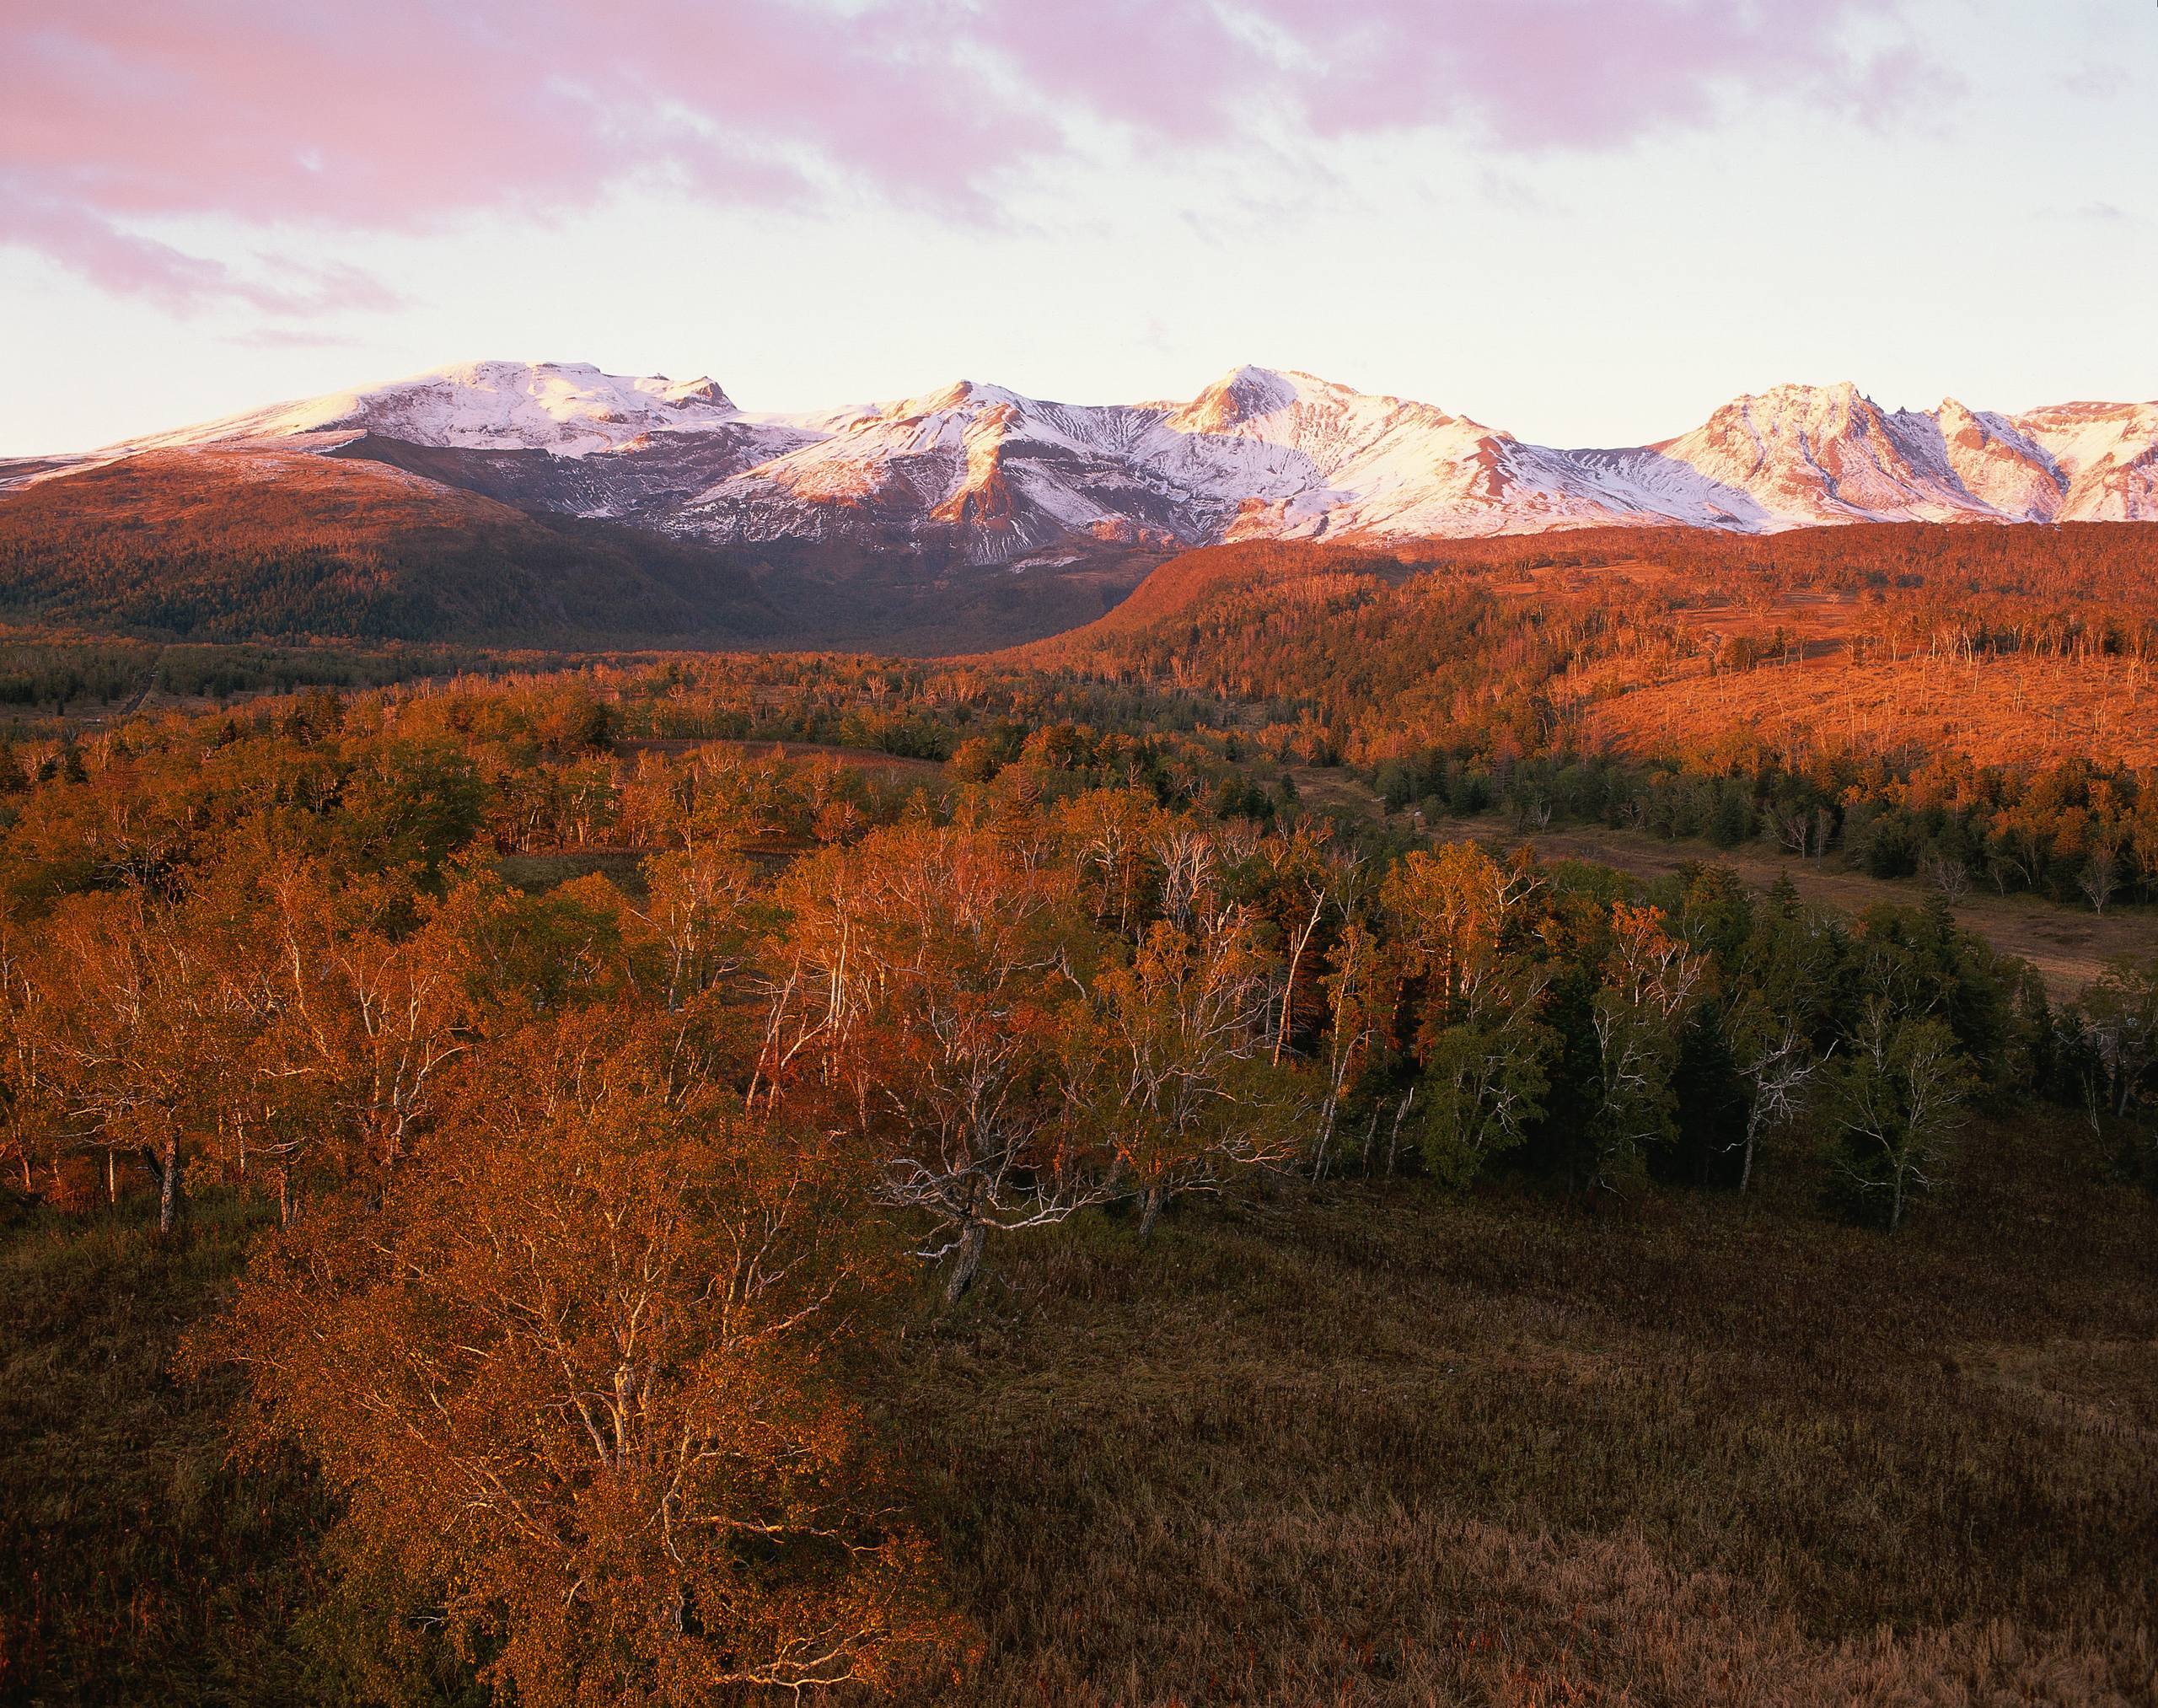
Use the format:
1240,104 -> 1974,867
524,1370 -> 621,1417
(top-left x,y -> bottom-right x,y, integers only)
618,736 -> 947,777
1432,814 -> 2157,1001
1291,768 -> 2155,1001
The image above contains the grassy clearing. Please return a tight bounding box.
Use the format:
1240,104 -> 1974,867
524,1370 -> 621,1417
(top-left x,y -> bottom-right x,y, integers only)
493,849 -> 653,899
1270,781 -> 2151,1007
619,737 -> 949,779
1288,768 -> 2158,1000
885,1109 -> 2158,1705
1419,812 -> 2158,1002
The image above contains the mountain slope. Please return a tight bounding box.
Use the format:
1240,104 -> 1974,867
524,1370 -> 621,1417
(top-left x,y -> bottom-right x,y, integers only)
1016,524 -> 2158,701
0,439 -> 1167,653
116,360 -> 754,457
679,379 -> 1194,561
2014,400 -> 2158,521
1649,384 -> 1967,525
0,445 -> 791,644
10,363 -> 2157,626
1156,368 -> 1642,540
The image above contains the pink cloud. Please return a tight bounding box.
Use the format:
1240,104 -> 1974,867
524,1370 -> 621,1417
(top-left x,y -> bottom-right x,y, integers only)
3,0 -> 1919,312
980,0 -> 1917,148
0,175 -> 404,314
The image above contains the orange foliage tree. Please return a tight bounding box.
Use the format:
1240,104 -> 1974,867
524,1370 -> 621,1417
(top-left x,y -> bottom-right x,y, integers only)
1063,904 -> 1306,1238
189,1012 -> 958,1703
760,819 -> 1108,1301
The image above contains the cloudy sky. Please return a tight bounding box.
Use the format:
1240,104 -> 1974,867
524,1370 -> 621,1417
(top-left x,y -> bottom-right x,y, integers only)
3,0 -> 2152,454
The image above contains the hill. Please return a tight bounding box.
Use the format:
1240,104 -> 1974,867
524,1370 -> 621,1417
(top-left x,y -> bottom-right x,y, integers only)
1003,524 -> 2158,918
1022,524 -> 2158,774
0,446 -> 1162,652
0,446 -> 790,645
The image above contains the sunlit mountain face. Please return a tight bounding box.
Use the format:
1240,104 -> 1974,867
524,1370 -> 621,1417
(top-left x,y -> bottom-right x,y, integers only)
13,360 -> 2153,570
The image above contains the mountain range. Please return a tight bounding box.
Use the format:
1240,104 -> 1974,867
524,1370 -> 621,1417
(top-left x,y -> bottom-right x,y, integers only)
8,360 -> 2155,568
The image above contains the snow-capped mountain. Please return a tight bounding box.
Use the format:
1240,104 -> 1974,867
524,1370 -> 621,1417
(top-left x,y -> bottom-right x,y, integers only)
119,360 -> 754,456
2010,400 -> 2158,522
680,379 -> 1201,559
20,360 -> 2158,559
1646,383 -> 1994,526
33,361 -> 866,523
1153,366 -> 1661,540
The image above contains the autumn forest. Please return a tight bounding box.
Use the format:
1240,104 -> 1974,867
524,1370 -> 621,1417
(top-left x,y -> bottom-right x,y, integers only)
4,525 -> 2158,1705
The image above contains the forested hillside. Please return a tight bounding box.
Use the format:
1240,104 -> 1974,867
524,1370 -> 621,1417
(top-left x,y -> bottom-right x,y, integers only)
3,659 -> 2155,1702
0,448 -> 1162,653
1020,525 -> 2158,913
0,448 -> 800,644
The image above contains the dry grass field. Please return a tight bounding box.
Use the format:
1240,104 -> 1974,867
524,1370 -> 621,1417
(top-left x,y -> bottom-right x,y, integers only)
884,1110 -> 2158,1705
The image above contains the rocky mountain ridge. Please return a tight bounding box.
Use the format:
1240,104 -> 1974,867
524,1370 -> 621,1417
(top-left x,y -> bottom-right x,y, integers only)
12,360 -> 2155,564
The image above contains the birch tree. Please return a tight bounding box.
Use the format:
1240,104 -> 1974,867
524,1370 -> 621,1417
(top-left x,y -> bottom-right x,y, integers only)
761,822 -> 1107,1302
1826,999 -> 1973,1232
191,1013 -> 957,1704
1064,905 -> 1304,1238
1587,902 -> 1706,1194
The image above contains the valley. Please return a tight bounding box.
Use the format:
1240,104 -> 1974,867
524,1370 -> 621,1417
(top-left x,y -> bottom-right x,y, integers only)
5,365 -> 2157,1708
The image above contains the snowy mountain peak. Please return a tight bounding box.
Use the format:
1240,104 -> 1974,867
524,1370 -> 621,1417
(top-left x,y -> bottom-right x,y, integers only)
885,379 -> 1029,419
1776,379 -> 1863,402
1182,365 -> 1301,427
1715,380 -> 1877,431
1168,365 -> 1355,433
110,359 -> 746,459
657,374 -> 732,408
1660,381 -> 1976,524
